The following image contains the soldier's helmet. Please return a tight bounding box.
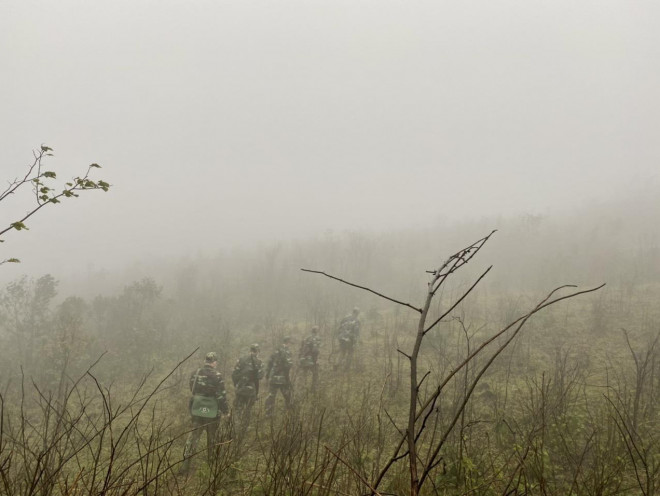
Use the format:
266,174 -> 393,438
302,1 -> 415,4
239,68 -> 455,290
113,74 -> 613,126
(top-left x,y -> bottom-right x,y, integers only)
205,351 -> 218,363
311,326 -> 319,334
352,307 -> 360,315
250,343 -> 260,353
283,336 -> 292,344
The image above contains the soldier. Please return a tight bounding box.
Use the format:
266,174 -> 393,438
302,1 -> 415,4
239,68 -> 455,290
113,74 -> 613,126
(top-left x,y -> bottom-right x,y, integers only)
265,336 -> 293,416
299,326 -> 321,390
232,343 -> 264,412
180,351 -> 229,475
337,307 -> 361,369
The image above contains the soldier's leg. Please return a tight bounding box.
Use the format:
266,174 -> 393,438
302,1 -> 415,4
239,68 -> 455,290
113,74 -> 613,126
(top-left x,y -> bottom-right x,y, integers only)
233,394 -> 254,441
180,417 -> 203,474
206,418 -> 219,463
243,396 -> 255,422
338,342 -> 347,369
265,383 -> 277,416
282,384 -> 292,409
311,363 -> 319,390
234,395 -> 248,418
299,367 -> 307,388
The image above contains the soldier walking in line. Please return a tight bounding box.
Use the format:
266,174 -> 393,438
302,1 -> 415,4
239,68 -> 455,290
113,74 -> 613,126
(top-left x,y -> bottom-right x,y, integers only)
265,336 -> 293,416
232,343 -> 264,414
180,352 -> 229,475
299,326 -> 321,390
337,307 -> 361,369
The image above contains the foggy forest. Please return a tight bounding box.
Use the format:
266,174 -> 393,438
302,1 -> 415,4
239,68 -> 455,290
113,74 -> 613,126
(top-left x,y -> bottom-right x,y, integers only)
2,1 -> 660,495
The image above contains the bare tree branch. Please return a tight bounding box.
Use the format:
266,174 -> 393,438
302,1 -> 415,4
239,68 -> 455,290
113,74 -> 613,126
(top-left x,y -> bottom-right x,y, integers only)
373,282 -> 605,493
424,265 -> 493,335
300,269 -> 423,313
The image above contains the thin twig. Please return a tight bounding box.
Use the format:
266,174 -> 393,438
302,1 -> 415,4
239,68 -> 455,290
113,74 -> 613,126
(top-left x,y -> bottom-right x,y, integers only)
324,445 -> 383,496
301,269 -> 422,313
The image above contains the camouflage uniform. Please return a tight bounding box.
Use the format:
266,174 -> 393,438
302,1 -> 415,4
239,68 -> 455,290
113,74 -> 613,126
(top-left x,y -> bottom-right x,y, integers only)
180,354 -> 228,474
299,327 -> 321,389
232,346 -> 264,411
337,309 -> 360,369
265,339 -> 293,415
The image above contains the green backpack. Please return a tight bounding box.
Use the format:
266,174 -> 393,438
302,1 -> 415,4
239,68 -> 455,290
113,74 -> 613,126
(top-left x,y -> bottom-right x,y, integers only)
190,369 -> 219,418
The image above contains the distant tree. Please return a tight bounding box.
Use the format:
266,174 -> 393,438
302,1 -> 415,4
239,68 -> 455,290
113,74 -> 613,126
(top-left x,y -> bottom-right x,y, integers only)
0,274 -> 58,375
90,277 -> 169,368
1,145 -> 110,266
48,296 -> 91,382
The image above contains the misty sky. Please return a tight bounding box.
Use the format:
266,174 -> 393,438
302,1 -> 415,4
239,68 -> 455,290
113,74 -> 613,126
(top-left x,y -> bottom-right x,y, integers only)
1,0 -> 659,280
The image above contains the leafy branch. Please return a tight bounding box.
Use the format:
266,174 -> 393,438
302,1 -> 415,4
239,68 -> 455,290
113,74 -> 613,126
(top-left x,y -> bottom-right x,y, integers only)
1,145 -> 110,264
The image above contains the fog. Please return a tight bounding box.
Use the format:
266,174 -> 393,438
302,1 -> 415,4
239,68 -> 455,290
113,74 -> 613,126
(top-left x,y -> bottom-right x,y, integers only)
4,4 -> 660,492
2,0 -> 659,287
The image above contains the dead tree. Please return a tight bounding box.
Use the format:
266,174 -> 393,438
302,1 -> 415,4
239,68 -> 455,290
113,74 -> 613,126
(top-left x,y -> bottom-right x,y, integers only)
303,230 -> 604,496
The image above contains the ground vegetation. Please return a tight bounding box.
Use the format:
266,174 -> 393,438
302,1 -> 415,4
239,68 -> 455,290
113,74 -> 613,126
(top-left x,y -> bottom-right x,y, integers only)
1,183 -> 659,495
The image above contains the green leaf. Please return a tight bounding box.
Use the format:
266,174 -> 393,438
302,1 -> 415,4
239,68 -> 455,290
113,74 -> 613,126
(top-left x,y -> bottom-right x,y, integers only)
7,258 -> 20,263
40,145 -> 53,152
89,163 -> 101,168
11,222 -> 29,231
42,171 -> 57,179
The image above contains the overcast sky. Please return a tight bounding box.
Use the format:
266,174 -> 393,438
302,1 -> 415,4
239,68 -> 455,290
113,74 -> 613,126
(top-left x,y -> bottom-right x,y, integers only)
1,0 -> 659,280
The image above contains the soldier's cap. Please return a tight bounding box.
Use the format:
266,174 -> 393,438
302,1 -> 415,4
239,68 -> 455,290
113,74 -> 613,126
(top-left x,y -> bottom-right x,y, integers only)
250,343 -> 260,352
205,351 -> 218,363
352,307 -> 360,314
282,336 -> 292,344
311,326 -> 319,333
